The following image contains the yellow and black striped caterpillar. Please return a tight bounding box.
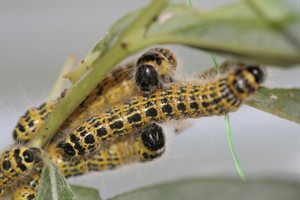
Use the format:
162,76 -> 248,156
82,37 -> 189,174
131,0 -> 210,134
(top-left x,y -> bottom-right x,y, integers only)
1,47 -> 176,199
0,147 -> 42,198
58,65 -> 265,157
10,123 -> 165,200
13,47 -> 177,144
48,123 -> 165,178
2,45 -> 266,199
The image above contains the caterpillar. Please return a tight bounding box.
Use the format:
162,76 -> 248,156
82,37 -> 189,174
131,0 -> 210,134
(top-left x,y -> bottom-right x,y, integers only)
13,103 -> 56,144
57,65 -> 266,157
13,47 -> 177,144
49,123 -> 165,178
10,123 -> 165,200
2,47 -> 175,198
0,147 -> 42,198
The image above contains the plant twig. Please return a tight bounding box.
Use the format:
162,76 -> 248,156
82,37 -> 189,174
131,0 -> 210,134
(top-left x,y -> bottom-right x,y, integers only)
29,0 -> 169,149
48,55 -> 76,101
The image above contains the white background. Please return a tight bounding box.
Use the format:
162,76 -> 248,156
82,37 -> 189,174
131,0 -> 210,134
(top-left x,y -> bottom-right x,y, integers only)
1,0 -> 299,199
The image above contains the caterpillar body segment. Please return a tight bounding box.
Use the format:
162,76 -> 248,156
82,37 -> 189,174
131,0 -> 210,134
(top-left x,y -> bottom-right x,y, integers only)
13,102 -> 56,143
13,186 -> 36,200
0,147 -> 41,192
58,66 -> 265,157
12,47 -> 177,143
46,143 -> 87,178
62,61 -> 137,125
12,172 -> 40,200
87,123 -> 165,172
49,123 -> 165,177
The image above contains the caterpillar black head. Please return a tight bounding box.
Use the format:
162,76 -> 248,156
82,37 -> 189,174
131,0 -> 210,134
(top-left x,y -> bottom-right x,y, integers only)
0,147 -> 42,189
135,64 -> 160,94
57,142 -> 76,157
227,65 -> 266,100
141,123 -> 165,151
135,47 -> 177,95
244,65 -> 266,85
137,123 -> 165,161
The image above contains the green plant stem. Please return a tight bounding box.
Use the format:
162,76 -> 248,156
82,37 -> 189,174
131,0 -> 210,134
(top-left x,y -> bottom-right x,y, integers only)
224,114 -> 247,181
210,54 -> 220,74
187,0 -> 193,8
29,0 -> 169,149
48,55 -> 76,101
29,45 -> 127,148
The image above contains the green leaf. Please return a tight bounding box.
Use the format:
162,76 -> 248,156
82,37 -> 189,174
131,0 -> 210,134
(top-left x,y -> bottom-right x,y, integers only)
142,0 -> 300,66
37,158 -> 74,200
70,185 -> 101,200
247,87 -> 300,124
109,178 -> 300,200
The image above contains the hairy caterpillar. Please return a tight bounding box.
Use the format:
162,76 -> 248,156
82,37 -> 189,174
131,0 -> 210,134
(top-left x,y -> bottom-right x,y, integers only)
11,123 -> 165,200
49,123 -> 165,177
58,65 -> 265,157
0,147 -> 42,198
13,47 -> 177,143
1,47 -> 176,198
